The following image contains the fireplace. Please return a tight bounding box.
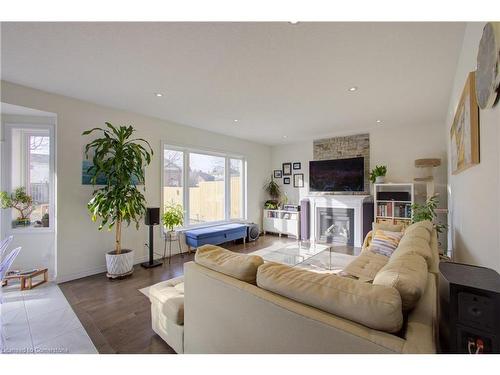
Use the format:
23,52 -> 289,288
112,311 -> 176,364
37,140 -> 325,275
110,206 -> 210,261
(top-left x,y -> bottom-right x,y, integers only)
316,207 -> 355,246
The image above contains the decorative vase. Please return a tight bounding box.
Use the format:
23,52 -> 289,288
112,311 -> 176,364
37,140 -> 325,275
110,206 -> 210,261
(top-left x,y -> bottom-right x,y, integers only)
105,249 -> 134,278
375,176 -> 386,183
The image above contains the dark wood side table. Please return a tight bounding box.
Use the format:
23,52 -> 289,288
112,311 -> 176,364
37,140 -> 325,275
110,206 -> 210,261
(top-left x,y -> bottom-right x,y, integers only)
439,262 -> 500,353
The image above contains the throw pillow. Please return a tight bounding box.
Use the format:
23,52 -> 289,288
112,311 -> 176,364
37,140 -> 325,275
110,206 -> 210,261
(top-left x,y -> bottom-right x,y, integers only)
372,222 -> 404,233
369,229 -> 404,257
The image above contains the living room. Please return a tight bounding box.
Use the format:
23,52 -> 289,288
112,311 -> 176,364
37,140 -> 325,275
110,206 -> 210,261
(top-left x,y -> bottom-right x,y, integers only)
1,1 -> 500,372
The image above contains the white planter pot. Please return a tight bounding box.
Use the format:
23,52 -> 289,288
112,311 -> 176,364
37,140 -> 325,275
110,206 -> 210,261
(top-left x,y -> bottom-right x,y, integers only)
105,249 -> 134,278
375,176 -> 386,183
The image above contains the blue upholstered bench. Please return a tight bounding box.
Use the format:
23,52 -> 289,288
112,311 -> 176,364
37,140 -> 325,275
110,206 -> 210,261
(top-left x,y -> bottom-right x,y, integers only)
184,223 -> 248,249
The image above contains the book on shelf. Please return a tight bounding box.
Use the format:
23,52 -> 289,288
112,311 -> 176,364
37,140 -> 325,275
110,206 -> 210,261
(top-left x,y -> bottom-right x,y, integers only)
377,202 -> 393,217
395,203 -> 412,218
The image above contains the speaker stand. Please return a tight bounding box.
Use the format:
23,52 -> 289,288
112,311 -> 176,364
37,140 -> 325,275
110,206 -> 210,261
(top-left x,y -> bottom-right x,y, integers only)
141,224 -> 163,268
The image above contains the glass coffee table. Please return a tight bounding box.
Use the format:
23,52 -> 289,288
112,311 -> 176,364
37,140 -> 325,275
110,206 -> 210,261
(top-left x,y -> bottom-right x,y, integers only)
254,241 -> 358,272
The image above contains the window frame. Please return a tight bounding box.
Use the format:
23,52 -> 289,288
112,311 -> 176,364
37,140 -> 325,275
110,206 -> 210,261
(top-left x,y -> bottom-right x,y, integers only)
161,141 -> 247,230
1,123 -> 56,234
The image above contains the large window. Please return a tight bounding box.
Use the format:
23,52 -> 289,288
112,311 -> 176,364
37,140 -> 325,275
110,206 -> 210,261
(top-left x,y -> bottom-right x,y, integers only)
230,158 -> 243,219
162,144 -> 246,227
2,124 -> 55,230
163,149 -> 184,209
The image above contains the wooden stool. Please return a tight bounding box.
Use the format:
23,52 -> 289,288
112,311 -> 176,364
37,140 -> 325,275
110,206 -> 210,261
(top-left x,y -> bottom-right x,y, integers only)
3,268 -> 48,290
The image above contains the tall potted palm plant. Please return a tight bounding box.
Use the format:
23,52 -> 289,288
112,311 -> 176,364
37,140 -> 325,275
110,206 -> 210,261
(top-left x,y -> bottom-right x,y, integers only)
83,123 -> 153,278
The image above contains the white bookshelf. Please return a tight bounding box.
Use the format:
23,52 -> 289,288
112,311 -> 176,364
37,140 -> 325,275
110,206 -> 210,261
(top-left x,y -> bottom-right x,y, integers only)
263,209 -> 300,239
374,183 -> 414,229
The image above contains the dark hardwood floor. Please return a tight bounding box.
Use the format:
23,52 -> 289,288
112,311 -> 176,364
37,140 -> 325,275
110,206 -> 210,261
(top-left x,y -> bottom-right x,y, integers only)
59,235 -> 296,354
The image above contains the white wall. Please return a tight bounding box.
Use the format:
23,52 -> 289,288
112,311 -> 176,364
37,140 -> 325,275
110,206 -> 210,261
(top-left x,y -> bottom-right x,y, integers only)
1,81 -> 272,282
271,123 -> 447,204
446,23 -> 500,272
271,124 -> 448,246
1,114 -> 57,279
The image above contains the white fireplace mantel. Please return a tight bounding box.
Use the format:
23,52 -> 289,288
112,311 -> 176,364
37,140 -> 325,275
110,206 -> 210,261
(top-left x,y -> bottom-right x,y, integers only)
306,195 -> 372,247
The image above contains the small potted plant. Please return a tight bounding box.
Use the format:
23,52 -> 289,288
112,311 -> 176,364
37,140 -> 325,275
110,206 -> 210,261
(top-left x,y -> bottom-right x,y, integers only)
370,165 -> 387,184
162,202 -> 184,239
264,175 -> 281,208
0,187 -> 34,228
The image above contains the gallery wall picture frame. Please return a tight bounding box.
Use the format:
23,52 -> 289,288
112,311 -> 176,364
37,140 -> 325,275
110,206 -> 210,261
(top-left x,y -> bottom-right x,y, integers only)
293,173 -> 304,188
450,71 -> 480,175
283,177 -> 291,185
282,162 -> 292,175
293,162 -> 301,170
273,170 -> 282,178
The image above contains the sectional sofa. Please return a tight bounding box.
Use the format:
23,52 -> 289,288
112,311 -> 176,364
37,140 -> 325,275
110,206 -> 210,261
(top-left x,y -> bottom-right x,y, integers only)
149,220 -> 439,353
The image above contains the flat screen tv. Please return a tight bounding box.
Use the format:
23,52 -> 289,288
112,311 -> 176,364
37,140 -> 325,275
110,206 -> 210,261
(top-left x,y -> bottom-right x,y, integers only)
309,157 -> 364,192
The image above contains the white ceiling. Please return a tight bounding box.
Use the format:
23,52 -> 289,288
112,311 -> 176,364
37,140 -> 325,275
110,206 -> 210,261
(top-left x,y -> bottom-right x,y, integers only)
1,102 -> 56,117
1,22 -> 466,145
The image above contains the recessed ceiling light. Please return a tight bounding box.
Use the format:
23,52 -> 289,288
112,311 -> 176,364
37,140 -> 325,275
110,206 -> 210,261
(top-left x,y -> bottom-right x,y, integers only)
348,86 -> 358,92
283,135 -> 288,139
154,93 -> 163,97
233,119 -> 239,123
376,120 -> 382,124
289,21 -> 299,25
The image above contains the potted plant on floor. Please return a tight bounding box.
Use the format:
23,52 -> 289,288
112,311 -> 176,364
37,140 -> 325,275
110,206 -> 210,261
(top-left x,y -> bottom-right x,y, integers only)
0,187 -> 35,228
83,123 -> 153,279
370,165 -> 387,184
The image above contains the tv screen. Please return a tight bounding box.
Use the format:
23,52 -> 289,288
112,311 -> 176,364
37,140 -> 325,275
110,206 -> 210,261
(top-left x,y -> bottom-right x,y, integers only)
309,157 -> 364,192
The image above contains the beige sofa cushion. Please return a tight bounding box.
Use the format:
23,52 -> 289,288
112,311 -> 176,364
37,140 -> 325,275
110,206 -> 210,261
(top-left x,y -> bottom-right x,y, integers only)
194,244 -> 264,284
404,220 -> 433,242
256,262 -> 403,333
373,253 -> 428,310
391,221 -> 434,267
149,277 -> 185,325
342,249 -> 389,282
373,222 -> 404,233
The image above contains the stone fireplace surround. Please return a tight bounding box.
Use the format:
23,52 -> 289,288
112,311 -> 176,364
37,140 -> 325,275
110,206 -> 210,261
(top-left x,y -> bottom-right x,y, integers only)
307,195 -> 372,247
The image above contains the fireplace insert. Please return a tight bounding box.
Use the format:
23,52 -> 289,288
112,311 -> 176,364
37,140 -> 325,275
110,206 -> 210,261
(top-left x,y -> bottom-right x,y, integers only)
316,207 -> 355,246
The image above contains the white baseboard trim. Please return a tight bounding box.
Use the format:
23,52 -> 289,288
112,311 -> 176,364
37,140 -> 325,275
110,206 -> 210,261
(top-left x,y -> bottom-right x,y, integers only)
56,255 -> 151,283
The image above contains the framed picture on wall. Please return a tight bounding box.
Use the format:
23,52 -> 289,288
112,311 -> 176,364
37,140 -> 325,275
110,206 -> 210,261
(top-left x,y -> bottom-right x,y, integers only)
450,71 -> 480,174
283,177 -> 291,184
293,162 -> 301,170
273,170 -> 282,178
293,173 -> 304,188
282,162 -> 292,175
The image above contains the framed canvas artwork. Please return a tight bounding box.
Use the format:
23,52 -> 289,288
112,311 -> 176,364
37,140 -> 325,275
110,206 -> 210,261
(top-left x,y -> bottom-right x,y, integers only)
283,177 -> 291,185
450,71 -> 480,175
273,169 -> 282,178
293,162 -> 301,170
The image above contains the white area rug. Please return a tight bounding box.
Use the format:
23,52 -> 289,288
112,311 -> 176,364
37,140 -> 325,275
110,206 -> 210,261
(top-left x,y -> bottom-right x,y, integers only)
139,286 -> 150,298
